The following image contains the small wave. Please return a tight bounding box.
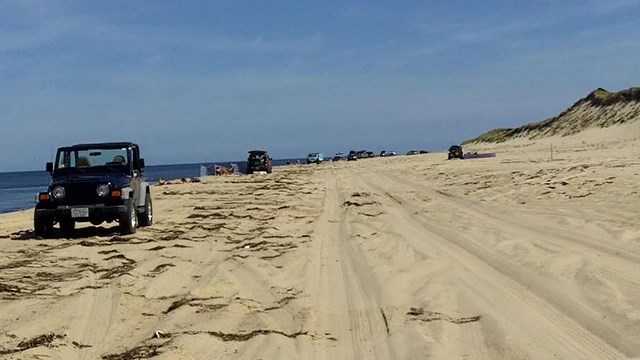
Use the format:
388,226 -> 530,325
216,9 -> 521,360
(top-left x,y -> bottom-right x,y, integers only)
0,186 -> 47,192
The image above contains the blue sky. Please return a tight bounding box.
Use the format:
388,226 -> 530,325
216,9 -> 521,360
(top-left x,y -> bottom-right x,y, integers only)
1,0 -> 639,171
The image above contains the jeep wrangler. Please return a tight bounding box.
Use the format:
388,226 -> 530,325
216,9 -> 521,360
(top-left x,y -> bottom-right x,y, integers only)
246,150 -> 272,174
448,145 -> 464,160
34,142 -> 153,237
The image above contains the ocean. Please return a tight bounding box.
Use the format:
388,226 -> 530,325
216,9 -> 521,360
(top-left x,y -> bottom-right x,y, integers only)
0,159 -> 302,214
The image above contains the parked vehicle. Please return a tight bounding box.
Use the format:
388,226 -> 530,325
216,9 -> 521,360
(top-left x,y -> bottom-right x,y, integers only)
247,150 -> 272,174
34,142 -> 152,238
332,152 -> 344,161
356,150 -> 370,159
406,150 -> 420,155
347,151 -> 358,161
448,145 -> 464,160
306,152 -> 324,164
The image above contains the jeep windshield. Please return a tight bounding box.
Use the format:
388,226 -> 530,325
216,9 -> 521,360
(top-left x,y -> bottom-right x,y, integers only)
54,147 -> 130,175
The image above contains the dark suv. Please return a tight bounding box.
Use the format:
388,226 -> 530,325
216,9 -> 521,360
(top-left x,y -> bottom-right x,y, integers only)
246,150 -> 272,174
34,142 -> 153,237
448,145 -> 464,160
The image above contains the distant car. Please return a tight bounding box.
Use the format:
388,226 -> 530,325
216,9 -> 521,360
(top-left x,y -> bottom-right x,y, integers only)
388,151 -> 396,156
332,152 -> 344,161
380,151 -> 387,157
306,152 -> 324,164
247,150 -> 272,174
406,150 -> 420,155
347,151 -> 358,161
448,145 -> 464,160
356,150 -> 370,159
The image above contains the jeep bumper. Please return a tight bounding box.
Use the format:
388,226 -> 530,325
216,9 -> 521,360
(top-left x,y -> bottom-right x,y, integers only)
35,204 -> 128,223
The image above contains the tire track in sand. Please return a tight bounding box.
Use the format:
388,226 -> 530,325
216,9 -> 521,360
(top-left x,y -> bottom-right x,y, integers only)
351,168 -> 633,359
305,173 -> 395,360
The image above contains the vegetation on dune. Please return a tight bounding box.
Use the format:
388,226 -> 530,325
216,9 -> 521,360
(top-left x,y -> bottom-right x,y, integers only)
461,129 -> 512,145
463,86 -> 640,144
586,87 -> 640,106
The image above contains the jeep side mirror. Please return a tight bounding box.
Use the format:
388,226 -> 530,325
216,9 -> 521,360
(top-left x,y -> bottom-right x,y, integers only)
136,158 -> 145,169
45,162 -> 53,173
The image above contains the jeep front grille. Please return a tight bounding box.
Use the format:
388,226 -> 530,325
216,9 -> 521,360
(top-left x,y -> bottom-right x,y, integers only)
62,185 -> 98,206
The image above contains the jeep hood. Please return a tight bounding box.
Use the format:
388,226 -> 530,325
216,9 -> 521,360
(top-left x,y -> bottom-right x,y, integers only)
50,174 -> 132,189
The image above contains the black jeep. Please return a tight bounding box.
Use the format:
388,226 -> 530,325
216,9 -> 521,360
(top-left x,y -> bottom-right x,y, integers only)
448,145 -> 464,160
34,142 -> 153,238
246,150 -> 272,174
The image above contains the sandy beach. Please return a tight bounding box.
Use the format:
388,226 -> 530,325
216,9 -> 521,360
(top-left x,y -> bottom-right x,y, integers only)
1,123 -> 639,359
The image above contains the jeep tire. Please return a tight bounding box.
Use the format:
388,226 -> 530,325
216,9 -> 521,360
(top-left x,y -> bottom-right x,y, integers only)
34,216 -> 53,238
138,194 -> 153,227
119,201 -> 137,235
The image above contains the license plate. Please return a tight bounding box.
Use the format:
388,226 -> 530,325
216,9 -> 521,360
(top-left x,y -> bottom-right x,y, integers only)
71,208 -> 89,218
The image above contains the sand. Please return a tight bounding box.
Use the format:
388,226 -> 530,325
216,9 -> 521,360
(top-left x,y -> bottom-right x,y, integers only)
0,123 -> 639,359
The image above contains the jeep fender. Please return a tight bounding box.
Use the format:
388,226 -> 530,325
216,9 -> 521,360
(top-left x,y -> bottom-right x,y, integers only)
121,187 -> 133,200
137,182 -> 150,207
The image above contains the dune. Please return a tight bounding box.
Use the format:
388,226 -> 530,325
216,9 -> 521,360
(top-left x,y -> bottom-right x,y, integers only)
1,121 -> 639,359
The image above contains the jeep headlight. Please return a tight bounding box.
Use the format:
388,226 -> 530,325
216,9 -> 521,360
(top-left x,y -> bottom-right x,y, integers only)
52,186 -> 65,200
96,184 -> 110,197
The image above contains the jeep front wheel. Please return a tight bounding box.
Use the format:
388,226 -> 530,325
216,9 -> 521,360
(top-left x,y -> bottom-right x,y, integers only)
119,201 -> 137,235
34,217 -> 53,238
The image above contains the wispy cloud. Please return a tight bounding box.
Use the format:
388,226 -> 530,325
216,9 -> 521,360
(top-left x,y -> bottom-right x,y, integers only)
582,0 -> 640,14
0,8 -> 74,53
0,4 -> 323,56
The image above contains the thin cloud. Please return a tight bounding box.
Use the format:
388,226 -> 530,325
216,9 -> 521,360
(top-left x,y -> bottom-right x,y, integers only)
0,5 -> 323,55
583,0 -> 640,14
0,16 -> 74,53
450,20 -> 546,43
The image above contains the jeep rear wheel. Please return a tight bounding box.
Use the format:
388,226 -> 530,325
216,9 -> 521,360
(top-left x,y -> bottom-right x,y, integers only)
119,201 -> 137,235
138,194 -> 153,227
